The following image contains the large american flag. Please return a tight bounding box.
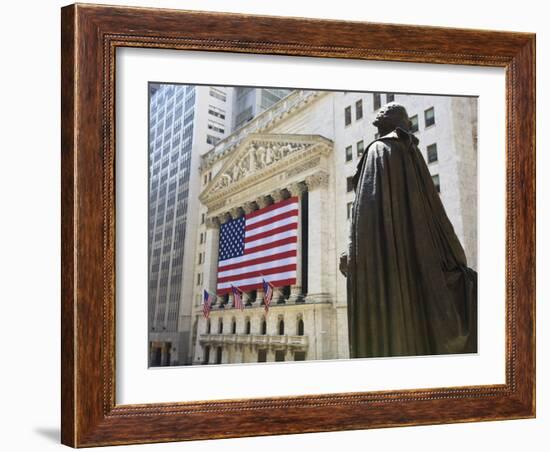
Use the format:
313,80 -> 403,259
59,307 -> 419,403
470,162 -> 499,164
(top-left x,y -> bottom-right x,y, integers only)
216,197 -> 299,294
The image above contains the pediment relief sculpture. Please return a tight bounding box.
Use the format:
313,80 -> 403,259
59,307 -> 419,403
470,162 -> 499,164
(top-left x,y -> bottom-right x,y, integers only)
204,134 -> 332,199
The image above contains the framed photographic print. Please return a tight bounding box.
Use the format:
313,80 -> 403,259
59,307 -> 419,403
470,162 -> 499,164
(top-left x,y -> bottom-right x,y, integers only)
61,3 -> 535,447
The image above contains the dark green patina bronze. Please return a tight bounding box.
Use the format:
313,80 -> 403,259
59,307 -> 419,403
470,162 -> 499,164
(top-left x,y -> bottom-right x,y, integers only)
341,103 -> 477,358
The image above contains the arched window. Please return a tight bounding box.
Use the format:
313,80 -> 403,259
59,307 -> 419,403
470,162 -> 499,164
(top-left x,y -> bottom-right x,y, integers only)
297,317 -> 304,336
218,318 -> 223,334
261,317 -> 267,335
231,318 -> 236,334
206,319 -> 211,334
245,317 -> 251,335
278,318 -> 285,335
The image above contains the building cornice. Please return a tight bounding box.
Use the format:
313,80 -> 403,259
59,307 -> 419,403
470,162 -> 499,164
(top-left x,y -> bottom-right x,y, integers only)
200,90 -> 329,171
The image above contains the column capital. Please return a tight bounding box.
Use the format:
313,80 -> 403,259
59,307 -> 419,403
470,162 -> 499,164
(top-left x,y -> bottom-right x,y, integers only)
270,189 -> 285,203
255,195 -> 271,209
243,201 -> 258,214
217,212 -> 232,224
305,171 -> 329,191
229,206 -> 244,219
205,216 -> 220,229
287,181 -> 307,197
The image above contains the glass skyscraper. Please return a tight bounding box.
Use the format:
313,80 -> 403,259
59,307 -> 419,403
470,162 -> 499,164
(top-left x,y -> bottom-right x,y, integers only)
148,84 -> 197,365
233,87 -> 293,130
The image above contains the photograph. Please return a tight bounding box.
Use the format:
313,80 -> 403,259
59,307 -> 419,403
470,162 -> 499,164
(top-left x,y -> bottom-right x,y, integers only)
147,84 -> 479,367
53,1 -> 536,447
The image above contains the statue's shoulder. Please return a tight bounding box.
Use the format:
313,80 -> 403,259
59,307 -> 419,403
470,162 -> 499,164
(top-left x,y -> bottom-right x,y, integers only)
379,130 -> 401,141
352,135 -> 395,188
366,130 -> 400,150
365,134 -> 395,156
356,128 -> 418,176
369,128 -> 419,151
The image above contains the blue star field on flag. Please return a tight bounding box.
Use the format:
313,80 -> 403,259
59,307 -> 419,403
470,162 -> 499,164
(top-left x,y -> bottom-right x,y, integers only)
218,216 -> 246,261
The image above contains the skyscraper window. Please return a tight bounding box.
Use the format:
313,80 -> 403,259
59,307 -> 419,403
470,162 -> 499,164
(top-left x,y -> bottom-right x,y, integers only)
344,106 -> 352,126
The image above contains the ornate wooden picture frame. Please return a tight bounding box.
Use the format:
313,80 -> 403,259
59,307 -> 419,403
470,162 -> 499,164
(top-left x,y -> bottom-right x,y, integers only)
61,3 -> 535,447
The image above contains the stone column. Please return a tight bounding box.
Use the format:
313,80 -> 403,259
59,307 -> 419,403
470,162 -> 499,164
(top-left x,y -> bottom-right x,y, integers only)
269,189 -> 286,303
254,288 -> 264,308
208,345 -> 218,364
208,213 -> 232,307
267,314 -> 279,336
285,348 -> 294,362
286,314 -> 298,338
287,181 -> 307,303
243,345 -> 253,363
235,345 -> 244,364
223,345 -> 232,364
227,208 -> 242,305
221,346 -> 229,364
253,196 -> 271,306
204,216 -> 221,306
305,171 -> 330,303
242,201 -> 259,306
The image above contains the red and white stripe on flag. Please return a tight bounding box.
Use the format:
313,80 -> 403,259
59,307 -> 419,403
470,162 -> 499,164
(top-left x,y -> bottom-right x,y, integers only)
216,196 -> 299,294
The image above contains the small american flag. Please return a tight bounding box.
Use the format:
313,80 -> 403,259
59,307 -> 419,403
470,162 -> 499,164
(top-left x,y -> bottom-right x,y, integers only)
231,285 -> 244,311
202,289 -> 213,319
217,197 -> 299,294
262,278 -> 274,313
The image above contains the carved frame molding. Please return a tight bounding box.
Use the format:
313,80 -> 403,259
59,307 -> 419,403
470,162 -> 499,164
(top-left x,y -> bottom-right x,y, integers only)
61,4 -> 535,447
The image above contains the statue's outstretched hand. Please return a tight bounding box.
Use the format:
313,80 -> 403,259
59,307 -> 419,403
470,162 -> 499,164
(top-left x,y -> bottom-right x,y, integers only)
339,253 -> 348,277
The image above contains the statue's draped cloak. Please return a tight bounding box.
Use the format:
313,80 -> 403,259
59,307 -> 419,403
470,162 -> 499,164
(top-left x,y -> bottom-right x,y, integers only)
347,128 -> 477,358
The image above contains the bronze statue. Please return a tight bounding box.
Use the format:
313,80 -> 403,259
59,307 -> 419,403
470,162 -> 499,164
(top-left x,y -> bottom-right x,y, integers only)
340,102 -> 477,358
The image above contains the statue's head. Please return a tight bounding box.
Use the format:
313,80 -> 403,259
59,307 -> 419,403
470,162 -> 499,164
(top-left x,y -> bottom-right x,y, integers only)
372,102 -> 411,135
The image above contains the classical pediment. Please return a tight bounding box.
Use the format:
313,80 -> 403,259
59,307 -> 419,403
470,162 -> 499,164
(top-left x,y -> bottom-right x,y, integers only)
199,133 -> 333,208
